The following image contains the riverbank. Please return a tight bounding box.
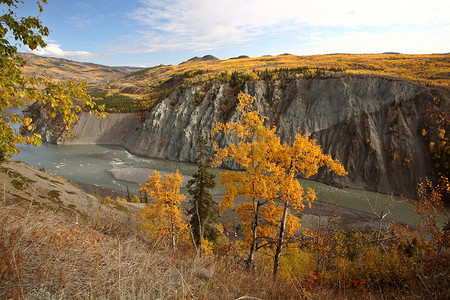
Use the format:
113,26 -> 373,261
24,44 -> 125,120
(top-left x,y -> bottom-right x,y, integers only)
77,180 -> 384,232
107,167 -> 193,186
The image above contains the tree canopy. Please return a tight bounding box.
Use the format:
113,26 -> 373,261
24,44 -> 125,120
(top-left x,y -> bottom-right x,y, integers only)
139,170 -> 188,249
212,92 -> 347,277
186,134 -> 217,247
0,0 -> 102,160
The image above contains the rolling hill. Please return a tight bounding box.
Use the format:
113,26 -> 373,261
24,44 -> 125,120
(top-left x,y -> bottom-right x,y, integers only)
92,53 -> 449,110
18,52 -> 141,84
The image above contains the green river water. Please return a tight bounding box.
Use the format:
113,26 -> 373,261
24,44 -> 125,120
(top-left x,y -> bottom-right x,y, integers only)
13,143 -> 419,226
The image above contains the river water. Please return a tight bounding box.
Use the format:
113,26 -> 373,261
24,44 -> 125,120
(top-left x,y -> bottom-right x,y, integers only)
12,142 -> 418,226
12,143 -> 202,194
6,106 -> 419,225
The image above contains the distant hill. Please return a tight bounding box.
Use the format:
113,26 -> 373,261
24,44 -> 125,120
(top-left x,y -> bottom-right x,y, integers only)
19,52 -> 141,84
230,55 -> 250,60
97,53 -> 449,107
180,55 -> 219,64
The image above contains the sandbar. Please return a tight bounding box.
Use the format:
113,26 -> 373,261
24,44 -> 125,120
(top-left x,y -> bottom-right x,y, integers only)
108,167 -> 193,186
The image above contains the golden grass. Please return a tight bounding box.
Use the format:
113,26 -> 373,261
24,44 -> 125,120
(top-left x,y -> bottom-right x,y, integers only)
0,199 -> 306,299
104,53 -> 449,110
123,53 -> 449,87
1,185 -> 447,299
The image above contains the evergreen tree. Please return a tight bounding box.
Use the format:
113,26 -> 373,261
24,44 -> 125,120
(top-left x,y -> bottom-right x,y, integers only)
187,134 -> 217,246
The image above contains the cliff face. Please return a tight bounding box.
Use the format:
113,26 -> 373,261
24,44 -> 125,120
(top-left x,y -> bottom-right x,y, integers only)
123,76 -> 433,197
27,101 -> 140,145
62,113 -> 140,145
33,75 -> 438,197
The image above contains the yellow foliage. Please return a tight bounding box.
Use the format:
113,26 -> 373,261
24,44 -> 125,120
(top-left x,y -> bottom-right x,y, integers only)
139,170 -> 188,248
422,128 -> 427,136
200,239 -> 214,256
212,92 -> 346,265
429,141 -> 435,151
438,129 -> 446,140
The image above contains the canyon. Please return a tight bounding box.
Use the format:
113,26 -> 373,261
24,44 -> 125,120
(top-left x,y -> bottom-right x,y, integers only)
29,74 -> 446,198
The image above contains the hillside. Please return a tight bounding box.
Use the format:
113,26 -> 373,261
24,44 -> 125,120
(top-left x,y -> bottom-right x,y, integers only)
1,161 -> 448,299
93,53 -> 449,110
19,52 -> 140,84
32,74 -> 449,198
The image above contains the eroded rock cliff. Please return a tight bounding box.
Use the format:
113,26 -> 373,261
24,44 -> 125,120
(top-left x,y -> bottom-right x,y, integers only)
122,75 -> 434,197
32,75 -> 442,197
27,101 -> 140,145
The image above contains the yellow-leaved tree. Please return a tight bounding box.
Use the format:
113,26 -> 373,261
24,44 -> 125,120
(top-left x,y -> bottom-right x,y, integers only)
0,0 -> 104,160
139,170 -> 188,249
212,92 -> 346,278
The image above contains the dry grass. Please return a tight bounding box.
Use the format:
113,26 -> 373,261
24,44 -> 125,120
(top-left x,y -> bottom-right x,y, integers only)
100,53 -> 449,111
0,199 -> 307,299
3,198 -> 446,299
1,166 -> 448,299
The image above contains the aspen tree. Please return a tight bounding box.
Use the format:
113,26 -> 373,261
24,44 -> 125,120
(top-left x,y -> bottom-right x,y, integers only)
212,92 -> 346,277
139,170 -> 188,249
0,0 -> 104,160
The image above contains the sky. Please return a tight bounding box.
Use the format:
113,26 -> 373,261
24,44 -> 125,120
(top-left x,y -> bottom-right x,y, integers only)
11,0 -> 450,67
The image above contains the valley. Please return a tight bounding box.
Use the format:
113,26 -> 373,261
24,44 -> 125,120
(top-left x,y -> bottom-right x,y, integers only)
2,0 -> 449,296
3,52 -> 448,299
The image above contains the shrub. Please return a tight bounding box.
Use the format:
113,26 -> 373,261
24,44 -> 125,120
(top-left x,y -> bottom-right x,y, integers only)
92,93 -> 144,112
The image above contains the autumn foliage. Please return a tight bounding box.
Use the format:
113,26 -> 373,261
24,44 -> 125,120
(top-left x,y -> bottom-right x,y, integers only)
0,0 -> 104,161
139,170 -> 188,249
212,92 -> 347,277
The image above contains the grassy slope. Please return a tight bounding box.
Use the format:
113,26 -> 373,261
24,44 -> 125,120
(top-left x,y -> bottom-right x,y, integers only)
100,53 -> 449,110
19,52 -> 139,84
1,161 -> 447,299
0,161 -> 324,299
125,53 -> 450,87
4,161 -> 446,299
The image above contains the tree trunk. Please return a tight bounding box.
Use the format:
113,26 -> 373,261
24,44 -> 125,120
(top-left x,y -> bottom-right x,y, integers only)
376,211 -> 384,247
246,200 -> 260,268
273,199 -> 289,279
171,220 -> 176,249
196,200 -> 203,247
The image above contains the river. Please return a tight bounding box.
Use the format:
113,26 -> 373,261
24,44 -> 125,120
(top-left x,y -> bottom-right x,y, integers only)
12,142 -> 418,226
5,106 -> 420,225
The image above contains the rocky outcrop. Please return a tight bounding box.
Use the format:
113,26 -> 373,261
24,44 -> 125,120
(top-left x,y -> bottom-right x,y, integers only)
27,101 -> 140,145
123,75 -> 434,197
61,112 -> 140,145
32,75 -> 442,197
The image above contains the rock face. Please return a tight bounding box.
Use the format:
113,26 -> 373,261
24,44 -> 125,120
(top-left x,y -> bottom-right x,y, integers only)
62,113 -> 140,145
27,101 -> 140,145
124,76 -> 434,196
33,75 -> 441,197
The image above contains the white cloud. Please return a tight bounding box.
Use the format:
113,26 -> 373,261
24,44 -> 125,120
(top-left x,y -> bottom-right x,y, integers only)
121,0 -> 450,53
300,26 -> 450,55
32,42 -> 100,60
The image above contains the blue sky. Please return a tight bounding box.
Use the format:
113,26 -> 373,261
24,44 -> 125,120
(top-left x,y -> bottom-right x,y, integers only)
13,0 -> 450,67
